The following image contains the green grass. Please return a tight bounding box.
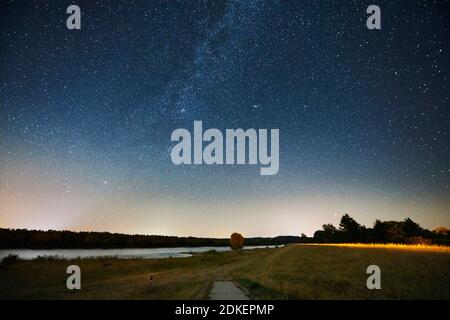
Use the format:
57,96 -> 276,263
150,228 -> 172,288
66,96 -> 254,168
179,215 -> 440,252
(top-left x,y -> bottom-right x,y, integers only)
0,244 -> 449,299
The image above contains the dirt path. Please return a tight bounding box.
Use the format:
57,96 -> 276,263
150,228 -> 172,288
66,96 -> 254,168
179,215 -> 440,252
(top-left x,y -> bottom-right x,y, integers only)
208,281 -> 250,300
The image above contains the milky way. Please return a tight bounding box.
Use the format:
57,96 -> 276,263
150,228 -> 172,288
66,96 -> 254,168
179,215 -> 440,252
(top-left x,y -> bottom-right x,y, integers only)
0,0 -> 448,236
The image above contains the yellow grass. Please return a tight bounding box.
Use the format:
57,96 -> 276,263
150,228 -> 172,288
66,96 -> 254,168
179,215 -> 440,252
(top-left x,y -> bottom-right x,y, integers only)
301,243 -> 450,253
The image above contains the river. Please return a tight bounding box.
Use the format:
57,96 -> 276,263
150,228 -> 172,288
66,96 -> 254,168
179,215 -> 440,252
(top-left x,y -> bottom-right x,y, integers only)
0,245 -> 277,260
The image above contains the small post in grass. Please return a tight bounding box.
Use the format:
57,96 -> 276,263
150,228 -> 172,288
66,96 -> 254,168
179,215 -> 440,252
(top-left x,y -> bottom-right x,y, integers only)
148,273 -> 154,288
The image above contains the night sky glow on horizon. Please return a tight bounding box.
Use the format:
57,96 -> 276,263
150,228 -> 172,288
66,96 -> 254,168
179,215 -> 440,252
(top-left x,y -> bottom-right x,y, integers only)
0,0 -> 449,237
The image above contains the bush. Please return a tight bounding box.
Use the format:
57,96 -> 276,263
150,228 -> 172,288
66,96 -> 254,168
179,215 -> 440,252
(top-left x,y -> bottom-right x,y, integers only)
0,254 -> 20,268
408,236 -> 432,245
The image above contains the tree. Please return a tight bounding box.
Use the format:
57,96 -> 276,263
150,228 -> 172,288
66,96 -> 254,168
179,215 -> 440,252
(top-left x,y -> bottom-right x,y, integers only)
370,220 -> 386,243
432,227 -> 450,245
313,224 -> 339,243
339,214 -> 364,242
433,227 -> 450,236
402,218 -> 424,237
230,232 -> 244,250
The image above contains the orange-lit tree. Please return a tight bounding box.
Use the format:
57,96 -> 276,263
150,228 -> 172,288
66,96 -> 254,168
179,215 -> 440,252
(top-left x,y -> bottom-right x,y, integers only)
230,232 -> 244,250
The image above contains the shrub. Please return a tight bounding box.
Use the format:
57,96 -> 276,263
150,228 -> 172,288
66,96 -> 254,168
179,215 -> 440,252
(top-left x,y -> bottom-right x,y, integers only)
0,254 -> 20,267
408,236 -> 432,245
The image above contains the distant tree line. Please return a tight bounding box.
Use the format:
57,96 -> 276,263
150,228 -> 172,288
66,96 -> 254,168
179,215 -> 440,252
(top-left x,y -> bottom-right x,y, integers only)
312,214 -> 449,245
0,215 -> 448,249
0,228 -> 301,249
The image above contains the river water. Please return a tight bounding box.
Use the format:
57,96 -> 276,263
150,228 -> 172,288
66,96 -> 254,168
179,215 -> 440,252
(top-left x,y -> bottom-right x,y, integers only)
0,245 -> 276,260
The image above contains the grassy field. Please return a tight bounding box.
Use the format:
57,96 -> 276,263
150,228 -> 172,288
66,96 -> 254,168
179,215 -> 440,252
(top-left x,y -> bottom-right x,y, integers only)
0,244 -> 449,299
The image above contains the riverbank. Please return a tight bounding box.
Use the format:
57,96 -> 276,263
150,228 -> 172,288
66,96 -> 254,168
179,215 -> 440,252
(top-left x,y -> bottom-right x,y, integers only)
0,244 -> 448,299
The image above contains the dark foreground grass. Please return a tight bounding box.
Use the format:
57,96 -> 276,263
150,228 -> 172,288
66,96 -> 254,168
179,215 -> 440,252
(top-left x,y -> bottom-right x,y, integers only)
0,244 -> 448,299
235,278 -> 289,299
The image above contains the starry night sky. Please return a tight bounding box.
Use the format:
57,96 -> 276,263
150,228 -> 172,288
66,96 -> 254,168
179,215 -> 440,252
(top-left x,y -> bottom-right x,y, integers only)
0,0 -> 449,237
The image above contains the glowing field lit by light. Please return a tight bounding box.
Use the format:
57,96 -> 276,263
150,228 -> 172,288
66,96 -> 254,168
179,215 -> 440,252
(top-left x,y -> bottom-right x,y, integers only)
299,243 -> 450,253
